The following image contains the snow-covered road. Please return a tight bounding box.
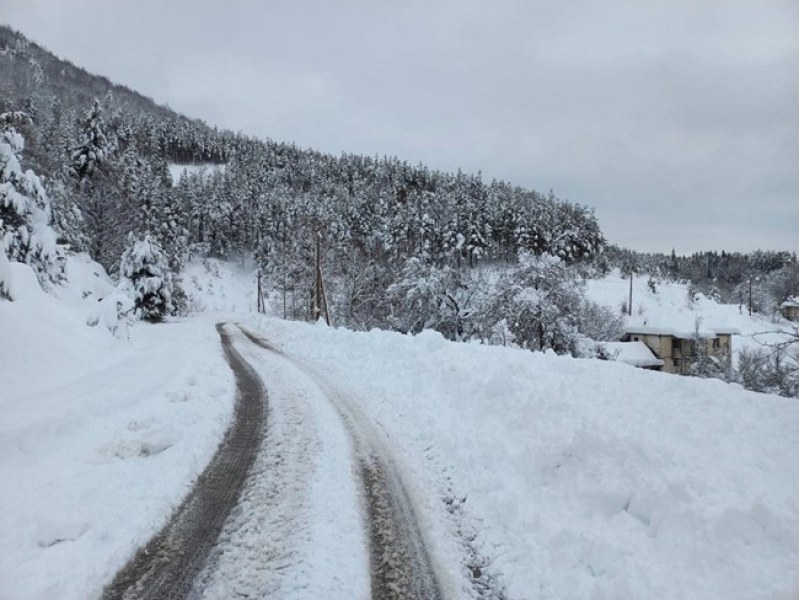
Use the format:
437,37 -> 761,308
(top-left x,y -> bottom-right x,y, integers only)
191,325 -> 370,599
239,326 -> 447,599
102,324 -> 266,600
101,323 -> 479,599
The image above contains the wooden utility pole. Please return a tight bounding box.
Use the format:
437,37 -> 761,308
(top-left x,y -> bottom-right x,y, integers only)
748,276 -> 753,316
628,272 -> 633,316
312,232 -> 330,325
256,269 -> 265,314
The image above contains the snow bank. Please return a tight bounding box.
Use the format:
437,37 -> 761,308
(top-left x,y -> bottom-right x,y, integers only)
0,258 -> 117,398
0,259 -> 237,600
246,315 -> 799,600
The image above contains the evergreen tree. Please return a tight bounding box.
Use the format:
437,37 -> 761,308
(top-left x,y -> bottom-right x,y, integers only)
70,98 -> 107,182
118,232 -> 173,322
0,111 -> 63,295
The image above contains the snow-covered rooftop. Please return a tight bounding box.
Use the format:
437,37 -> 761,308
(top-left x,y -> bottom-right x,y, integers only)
600,341 -> 664,368
780,297 -> 799,308
624,325 -> 740,338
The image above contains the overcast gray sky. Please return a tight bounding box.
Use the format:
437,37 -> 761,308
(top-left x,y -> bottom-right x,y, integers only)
4,0 -> 798,254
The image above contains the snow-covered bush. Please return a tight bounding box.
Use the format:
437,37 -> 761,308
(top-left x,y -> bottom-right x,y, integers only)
118,233 -> 174,322
0,111 -> 65,295
386,258 -> 471,339
574,300 -> 624,342
86,291 -> 135,339
736,346 -> 798,398
487,252 -> 584,354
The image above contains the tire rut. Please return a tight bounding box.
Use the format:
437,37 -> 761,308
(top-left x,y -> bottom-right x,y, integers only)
100,323 -> 265,600
239,326 -> 444,600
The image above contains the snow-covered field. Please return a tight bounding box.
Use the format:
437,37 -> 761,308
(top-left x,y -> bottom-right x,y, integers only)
586,272 -> 796,355
2,258 -> 798,599
167,162 -> 226,185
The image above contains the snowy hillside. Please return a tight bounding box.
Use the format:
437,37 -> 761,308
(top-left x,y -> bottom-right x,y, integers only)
167,163 -> 226,185
586,271 -> 797,355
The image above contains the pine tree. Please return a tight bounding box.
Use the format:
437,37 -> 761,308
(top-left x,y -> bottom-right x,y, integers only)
70,99 -> 107,182
118,232 -> 173,322
0,111 -> 64,296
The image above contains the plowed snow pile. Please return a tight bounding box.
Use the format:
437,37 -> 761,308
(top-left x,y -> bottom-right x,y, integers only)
0,259 -> 236,600
246,315 -> 799,600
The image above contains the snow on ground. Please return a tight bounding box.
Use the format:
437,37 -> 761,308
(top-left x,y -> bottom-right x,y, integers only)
245,314 -> 799,600
4,258 -> 798,599
182,256 -> 258,314
0,258 -> 237,600
167,163 -> 226,185
585,271 -> 797,355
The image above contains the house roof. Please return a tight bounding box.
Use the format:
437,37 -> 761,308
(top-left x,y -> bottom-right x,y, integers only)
600,341 -> 665,368
624,325 -> 739,338
781,297 -> 799,308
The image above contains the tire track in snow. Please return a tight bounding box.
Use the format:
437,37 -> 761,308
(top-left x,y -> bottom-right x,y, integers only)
100,323 -> 265,600
189,327 -> 368,598
239,326 -> 444,600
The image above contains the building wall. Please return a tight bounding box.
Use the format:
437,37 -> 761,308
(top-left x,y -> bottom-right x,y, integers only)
782,306 -> 799,322
625,333 -> 674,372
625,332 -> 731,375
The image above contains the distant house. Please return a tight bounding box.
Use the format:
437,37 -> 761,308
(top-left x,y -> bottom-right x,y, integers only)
780,298 -> 799,322
621,326 -> 737,375
598,341 -> 665,370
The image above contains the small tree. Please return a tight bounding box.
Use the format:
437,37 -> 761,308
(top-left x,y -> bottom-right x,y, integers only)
488,252 -> 583,354
736,345 -> 798,398
576,300 -> 624,342
688,319 -> 729,380
119,233 -> 173,322
1,111 -> 64,295
386,257 -> 474,339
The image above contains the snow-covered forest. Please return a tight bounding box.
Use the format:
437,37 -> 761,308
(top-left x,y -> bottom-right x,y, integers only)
1,26 -> 601,304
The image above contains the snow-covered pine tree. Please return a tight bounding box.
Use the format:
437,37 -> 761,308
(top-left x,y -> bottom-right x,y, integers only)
0,111 -> 64,297
47,170 -> 88,251
118,232 -> 173,322
70,99 -> 107,182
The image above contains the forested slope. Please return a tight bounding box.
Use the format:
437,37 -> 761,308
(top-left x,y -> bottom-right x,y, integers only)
1,25 -> 608,330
